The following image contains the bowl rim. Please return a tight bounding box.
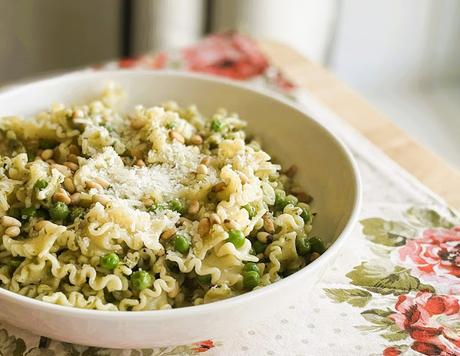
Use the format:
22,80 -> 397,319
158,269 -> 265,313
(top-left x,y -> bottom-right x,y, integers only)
0,69 -> 362,318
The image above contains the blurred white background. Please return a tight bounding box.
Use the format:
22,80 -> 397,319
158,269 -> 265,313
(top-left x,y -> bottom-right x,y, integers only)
0,0 -> 458,167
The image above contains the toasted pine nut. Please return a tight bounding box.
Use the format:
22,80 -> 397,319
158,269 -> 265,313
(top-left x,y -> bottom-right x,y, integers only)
284,165 -> 298,178
169,131 -> 185,144
1,216 -> 21,227
200,156 -> 211,166
190,134 -> 203,145
130,118 -> 145,130
70,193 -> 81,205
63,177 -> 75,193
161,228 -> 176,241
257,232 -> 272,244
263,213 -> 275,233
196,164 -> 208,175
209,213 -> 221,225
53,192 -> 71,204
135,159 -> 146,167
309,252 -> 321,262
94,177 -> 110,189
51,164 -> 71,177
41,149 -> 54,160
198,217 -> 210,236
143,198 -> 154,207
68,144 -> 80,155
212,182 -> 226,193
187,200 -> 200,214
64,161 -> 79,171
67,153 -> 79,163
46,159 -> 56,165
34,220 -> 48,231
238,172 -> 249,184
92,194 -> 110,206
86,181 -> 103,190
4,226 -> 20,237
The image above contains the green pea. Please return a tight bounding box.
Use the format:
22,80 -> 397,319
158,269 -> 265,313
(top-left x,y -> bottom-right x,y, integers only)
295,237 -> 311,256
38,138 -> 57,149
252,240 -> 267,254
21,207 -> 36,220
242,271 -> 260,289
285,195 -> 298,206
173,235 -> 190,254
227,230 -> 245,248
243,204 -> 256,219
34,179 -> 48,191
70,207 -> 86,222
49,202 -> 69,221
169,199 -> 186,215
131,270 -> 153,291
197,274 -> 212,284
274,189 -> 287,211
100,253 -> 120,270
243,262 -> 259,274
211,119 -> 223,132
309,237 -> 326,253
149,203 -> 167,212
300,207 -> 311,224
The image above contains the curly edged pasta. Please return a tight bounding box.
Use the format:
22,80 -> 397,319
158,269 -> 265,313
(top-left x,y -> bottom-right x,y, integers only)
0,85 -> 326,311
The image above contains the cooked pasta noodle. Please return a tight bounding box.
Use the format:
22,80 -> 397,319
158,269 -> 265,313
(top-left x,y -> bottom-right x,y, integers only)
0,85 -> 325,311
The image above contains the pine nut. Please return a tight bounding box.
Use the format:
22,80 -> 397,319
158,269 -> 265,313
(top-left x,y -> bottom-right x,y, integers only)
196,164 -> 208,175
0,216 -> 21,227
238,172 -> 249,184
257,232 -> 272,244
70,193 -> 81,205
63,177 -> 75,193
212,182 -> 226,193
51,164 -> 71,177
64,162 -> 79,171
86,181 -> 103,190
68,145 -> 80,155
187,200 -> 200,214
4,226 -> 20,237
41,149 -> 54,160
130,118 -> 145,130
92,194 -> 110,206
67,153 -> 79,163
169,131 -> 185,144
143,198 -> 154,207
209,213 -> 221,225
263,213 -> 275,233
198,217 -> 210,236
135,159 -> 146,167
94,177 -> 110,189
53,192 -> 71,204
190,134 -> 203,145
200,156 -> 211,166
223,219 -> 237,230
161,228 -> 176,241
284,165 -> 298,178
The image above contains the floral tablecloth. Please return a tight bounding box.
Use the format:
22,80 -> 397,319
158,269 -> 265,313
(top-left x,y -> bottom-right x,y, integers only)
1,34 -> 458,356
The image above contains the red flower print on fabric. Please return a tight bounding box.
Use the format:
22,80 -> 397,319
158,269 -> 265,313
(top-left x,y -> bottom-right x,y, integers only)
182,33 -> 268,80
393,227 -> 460,294
389,292 -> 460,355
192,339 -> 215,353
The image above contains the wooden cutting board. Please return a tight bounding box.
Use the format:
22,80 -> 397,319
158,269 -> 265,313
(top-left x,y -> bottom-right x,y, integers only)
259,40 -> 460,210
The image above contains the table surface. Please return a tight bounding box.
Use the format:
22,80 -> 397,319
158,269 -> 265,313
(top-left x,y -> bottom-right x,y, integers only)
259,40 -> 460,210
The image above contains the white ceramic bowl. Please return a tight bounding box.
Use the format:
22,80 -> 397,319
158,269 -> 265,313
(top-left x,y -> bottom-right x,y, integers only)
0,70 -> 361,348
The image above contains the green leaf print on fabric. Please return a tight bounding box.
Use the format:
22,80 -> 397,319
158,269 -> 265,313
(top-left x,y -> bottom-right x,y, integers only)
360,218 -> 414,247
0,328 -> 27,356
324,288 -> 372,308
346,262 -> 434,295
404,207 -> 454,229
358,309 -> 408,342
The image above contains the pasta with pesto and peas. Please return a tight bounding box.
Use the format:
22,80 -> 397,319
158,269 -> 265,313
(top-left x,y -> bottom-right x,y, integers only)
0,85 -> 326,311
